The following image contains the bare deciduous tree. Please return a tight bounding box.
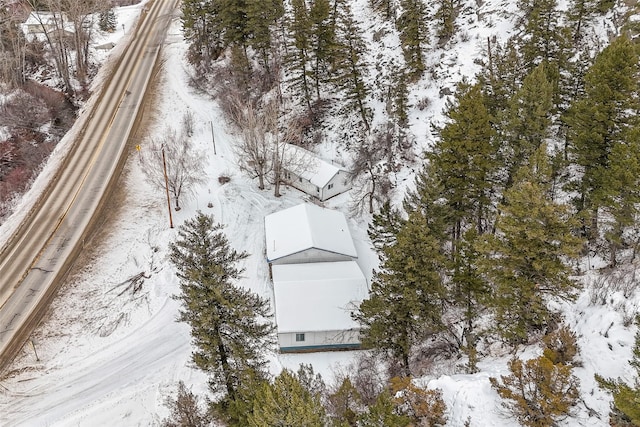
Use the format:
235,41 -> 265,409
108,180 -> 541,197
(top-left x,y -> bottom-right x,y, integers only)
271,120 -> 306,198
0,6 -> 27,88
161,381 -> 209,427
140,127 -> 207,210
1,90 -> 51,130
24,0 -> 101,95
64,0 -> 100,85
229,97 -> 308,196
349,136 -> 393,215
231,97 -> 274,190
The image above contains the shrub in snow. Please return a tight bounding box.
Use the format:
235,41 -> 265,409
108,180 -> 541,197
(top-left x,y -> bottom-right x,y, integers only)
542,325 -> 580,367
161,381 -> 208,427
490,356 -> 580,427
390,376 -> 448,427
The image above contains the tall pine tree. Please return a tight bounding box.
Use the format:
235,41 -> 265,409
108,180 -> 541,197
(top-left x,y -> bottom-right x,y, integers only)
477,147 -> 582,344
434,0 -> 459,46
397,0 -> 428,78
246,0 -> 284,72
564,34 -> 640,241
169,212 -> 275,420
431,81 -> 497,247
332,3 -> 371,130
500,63 -> 554,189
354,209 -> 447,375
181,0 -> 224,66
602,127 -> 640,266
309,0 -> 334,99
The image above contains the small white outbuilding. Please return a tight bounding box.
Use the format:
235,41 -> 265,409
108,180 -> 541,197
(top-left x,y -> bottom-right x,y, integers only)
264,203 -> 357,265
282,144 -> 351,201
272,261 -> 368,352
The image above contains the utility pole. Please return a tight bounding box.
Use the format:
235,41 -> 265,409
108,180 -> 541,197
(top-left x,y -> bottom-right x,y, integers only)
161,146 -> 174,229
210,121 -> 216,155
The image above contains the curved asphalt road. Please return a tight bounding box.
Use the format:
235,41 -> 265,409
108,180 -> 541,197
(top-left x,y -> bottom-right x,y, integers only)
0,0 -> 179,371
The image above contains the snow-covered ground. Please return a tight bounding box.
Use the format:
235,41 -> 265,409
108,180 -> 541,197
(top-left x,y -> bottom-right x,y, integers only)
0,0 -> 638,426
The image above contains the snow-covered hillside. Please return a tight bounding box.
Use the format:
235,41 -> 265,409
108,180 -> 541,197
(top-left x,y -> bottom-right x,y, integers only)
0,0 -> 638,425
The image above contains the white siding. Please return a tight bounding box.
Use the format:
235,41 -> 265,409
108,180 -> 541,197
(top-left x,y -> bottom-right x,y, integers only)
320,170 -> 352,201
278,329 -> 361,352
285,172 -> 321,198
270,248 -> 353,265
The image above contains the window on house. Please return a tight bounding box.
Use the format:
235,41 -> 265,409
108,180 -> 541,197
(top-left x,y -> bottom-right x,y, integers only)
295,333 -> 305,342
299,177 -> 303,183
316,186 -> 320,192
328,183 -> 334,190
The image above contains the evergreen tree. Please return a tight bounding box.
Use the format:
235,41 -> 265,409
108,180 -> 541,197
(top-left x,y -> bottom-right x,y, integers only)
397,0 -> 428,78
564,34 -> 640,241
169,212 -> 275,420
390,377 -> 448,426
434,0 -> 459,45
354,209 -> 447,375
516,0 -> 570,111
477,147 -> 582,344
287,0 -> 313,109
566,0 -> 599,42
332,3 -> 371,130
217,0 -> 250,48
98,8 -> 117,32
604,128 -> 640,266
309,0 -> 334,99
327,378 -> 364,426
245,0 -> 284,72
516,0 -> 568,70
597,316 -> 640,426
357,390 -> 411,427
451,229 -> 489,371
430,81 -> 497,245
387,65 -> 411,130
370,0 -> 396,21
181,0 -> 224,66
478,39 -> 525,124
500,63 -> 554,189
368,200 -> 404,256
247,368 -> 327,426
161,381 -> 209,427
542,325 -> 580,366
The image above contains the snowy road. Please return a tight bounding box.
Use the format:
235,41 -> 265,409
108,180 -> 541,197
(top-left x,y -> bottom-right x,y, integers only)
0,0 -> 179,370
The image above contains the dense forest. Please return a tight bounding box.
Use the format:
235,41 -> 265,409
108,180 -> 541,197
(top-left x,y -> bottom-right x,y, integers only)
160,0 -> 640,426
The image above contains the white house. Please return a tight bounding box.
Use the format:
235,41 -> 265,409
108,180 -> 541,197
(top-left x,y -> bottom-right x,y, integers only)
282,144 -> 351,201
22,11 -> 74,40
272,261 -> 368,352
264,203 -> 357,265
23,11 -> 63,34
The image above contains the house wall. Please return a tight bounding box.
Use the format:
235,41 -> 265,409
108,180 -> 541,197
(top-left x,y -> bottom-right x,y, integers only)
284,170 -> 352,201
278,329 -> 361,352
284,172 -> 321,198
320,170 -> 352,201
270,248 -> 353,265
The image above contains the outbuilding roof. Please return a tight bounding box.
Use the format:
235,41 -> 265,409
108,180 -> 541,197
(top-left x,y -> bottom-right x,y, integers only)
283,144 -> 347,188
264,203 -> 357,262
272,261 -> 368,333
